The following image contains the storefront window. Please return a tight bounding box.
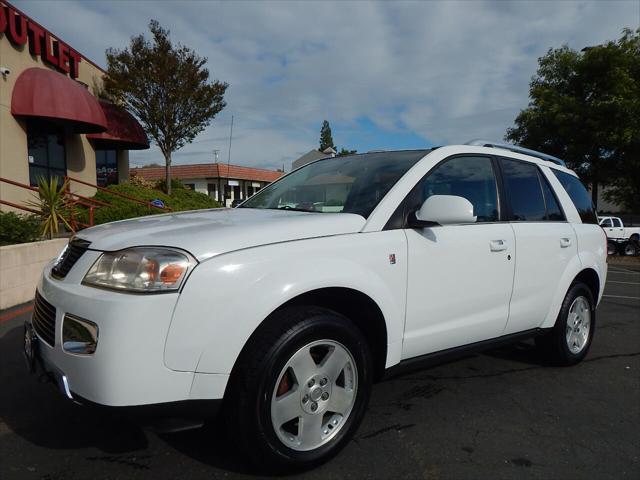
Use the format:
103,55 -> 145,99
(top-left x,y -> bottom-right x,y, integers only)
96,150 -> 118,187
27,120 -> 66,186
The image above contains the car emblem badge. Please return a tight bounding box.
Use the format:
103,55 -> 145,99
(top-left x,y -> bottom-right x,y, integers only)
389,254 -> 396,265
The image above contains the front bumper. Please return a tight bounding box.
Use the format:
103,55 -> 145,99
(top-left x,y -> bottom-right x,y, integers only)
28,253 -> 227,408
25,321 -> 221,431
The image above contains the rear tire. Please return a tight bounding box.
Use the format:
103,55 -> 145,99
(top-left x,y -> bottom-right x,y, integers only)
536,282 -> 595,366
224,306 -> 373,472
624,242 -> 638,256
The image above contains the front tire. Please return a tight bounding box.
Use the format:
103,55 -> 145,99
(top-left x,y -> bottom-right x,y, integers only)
225,307 -> 373,472
536,282 -> 595,366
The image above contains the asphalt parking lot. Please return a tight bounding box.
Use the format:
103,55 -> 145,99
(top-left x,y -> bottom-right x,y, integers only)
1,265 -> 638,480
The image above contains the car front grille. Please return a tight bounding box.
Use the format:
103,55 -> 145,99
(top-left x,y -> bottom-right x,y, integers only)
51,238 -> 91,279
33,290 -> 56,347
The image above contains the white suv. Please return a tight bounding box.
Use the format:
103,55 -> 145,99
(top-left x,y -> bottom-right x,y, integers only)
26,143 -> 606,470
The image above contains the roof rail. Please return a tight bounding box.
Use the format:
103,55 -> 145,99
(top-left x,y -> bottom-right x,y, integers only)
465,139 -> 566,167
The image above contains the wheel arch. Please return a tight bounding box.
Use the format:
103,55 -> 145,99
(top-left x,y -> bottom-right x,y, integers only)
541,255 -> 604,330
573,268 -> 600,301
229,287 -> 389,386
278,287 -> 388,381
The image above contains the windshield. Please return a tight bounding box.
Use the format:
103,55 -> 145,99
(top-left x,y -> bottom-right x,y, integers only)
240,150 -> 430,218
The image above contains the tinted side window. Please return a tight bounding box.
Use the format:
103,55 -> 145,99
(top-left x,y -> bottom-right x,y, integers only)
601,218 -> 612,227
419,156 -> 499,222
500,159 -> 546,221
552,170 -> 598,224
612,218 -> 622,228
539,173 -> 565,221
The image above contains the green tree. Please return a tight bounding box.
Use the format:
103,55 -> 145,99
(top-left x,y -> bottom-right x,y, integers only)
337,148 -> 357,156
104,20 -> 228,195
319,120 -> 335,151
506,28 -> 640,210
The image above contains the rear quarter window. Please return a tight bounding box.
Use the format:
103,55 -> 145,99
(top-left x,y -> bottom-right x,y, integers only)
552,170 -> 598,224
499,158 -> 564,221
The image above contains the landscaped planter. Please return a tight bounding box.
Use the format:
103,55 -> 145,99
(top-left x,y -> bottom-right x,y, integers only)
0,238 -> 67,310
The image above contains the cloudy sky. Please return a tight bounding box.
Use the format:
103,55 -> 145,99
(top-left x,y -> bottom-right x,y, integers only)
14,0 -> 640,171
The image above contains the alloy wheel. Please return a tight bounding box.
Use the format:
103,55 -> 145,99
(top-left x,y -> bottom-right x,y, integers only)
565,296 -> 591,354
270,339 -> 358,451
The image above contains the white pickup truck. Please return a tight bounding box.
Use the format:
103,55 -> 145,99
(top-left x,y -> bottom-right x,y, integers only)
599,216 -> 640,256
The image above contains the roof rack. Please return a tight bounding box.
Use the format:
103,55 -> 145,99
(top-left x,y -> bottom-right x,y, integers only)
465,139 -> 566,167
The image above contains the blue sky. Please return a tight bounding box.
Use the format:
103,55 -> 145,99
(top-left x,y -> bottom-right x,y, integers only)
14,0 -> 640,171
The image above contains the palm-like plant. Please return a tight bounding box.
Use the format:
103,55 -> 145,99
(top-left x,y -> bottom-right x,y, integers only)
27,177 -> 75,239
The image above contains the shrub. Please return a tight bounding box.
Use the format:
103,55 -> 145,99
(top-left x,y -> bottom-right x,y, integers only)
84,182 -> 221,225
91,203 -> 151,225
0,211 -> 42,246
156,178 -> 185,193
26,176 -> 75,239
128,172 -> 156,189
168,188 -> 219,211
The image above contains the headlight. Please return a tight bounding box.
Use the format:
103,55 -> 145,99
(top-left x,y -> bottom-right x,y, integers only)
82,247 -> 196,293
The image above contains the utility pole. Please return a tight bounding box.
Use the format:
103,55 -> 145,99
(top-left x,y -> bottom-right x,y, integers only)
226,115 -> 234,206
227,115 -> 234,167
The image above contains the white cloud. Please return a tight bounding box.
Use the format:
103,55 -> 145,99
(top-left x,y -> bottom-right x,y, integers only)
14,0 -> 639,169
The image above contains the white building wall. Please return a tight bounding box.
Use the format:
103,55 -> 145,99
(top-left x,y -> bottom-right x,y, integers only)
181,179 -> 209,195
178,177 -> 269,207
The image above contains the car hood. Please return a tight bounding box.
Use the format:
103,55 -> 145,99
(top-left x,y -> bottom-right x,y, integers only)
76,208 -> 366,261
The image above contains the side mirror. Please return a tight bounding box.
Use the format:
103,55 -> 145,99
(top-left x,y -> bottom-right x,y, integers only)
408,195 -> 477,228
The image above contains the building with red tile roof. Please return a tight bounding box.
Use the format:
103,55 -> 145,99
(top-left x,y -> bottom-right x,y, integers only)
131,163 -> 285,206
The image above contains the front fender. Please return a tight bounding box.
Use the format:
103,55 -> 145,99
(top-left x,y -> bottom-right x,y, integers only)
164,231 -> 407,374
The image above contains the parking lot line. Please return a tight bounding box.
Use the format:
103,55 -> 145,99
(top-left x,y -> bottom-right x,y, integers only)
608,280 -> 640,285
603,294 -> 640,300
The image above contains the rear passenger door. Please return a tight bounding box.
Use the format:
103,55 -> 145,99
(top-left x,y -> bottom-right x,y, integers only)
499,157 -> 577,335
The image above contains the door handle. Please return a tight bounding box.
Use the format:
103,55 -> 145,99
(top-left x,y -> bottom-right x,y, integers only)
490,239 -> 507,252
560,237 -> 572,248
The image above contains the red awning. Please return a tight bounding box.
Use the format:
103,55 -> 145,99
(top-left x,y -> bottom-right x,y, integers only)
11,67 -> 107,133
87,101 -> 149,150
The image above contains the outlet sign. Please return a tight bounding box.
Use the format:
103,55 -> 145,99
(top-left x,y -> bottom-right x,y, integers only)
0,2 -> 82,79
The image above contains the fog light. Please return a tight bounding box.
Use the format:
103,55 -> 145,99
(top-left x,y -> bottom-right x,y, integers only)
63,314 -> 98,355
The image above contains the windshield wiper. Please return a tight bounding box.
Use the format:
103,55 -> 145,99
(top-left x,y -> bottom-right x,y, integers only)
268,207 -> 320,213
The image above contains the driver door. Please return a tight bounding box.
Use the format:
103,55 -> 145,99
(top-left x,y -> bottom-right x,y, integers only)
402,155 -> 515,359
610,218 -> 625,239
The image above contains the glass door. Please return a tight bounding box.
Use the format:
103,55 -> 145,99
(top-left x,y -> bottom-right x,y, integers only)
27,120 -> 66,186
96,149 -> 118,187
